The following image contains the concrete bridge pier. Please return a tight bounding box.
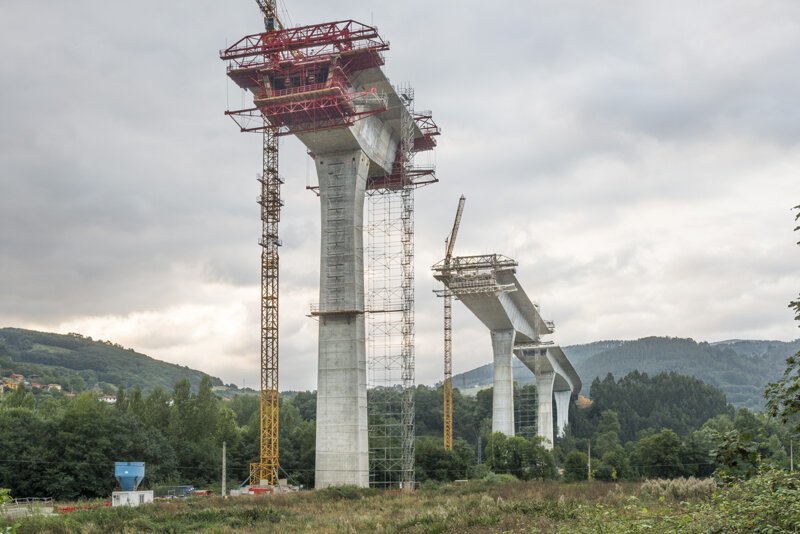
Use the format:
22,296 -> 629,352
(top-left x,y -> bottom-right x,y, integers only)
534,367 -> 555,449
490,329 -> 516,436
491,329 -> 516,436
554,390 -> 572,439
314,149 -> 371,488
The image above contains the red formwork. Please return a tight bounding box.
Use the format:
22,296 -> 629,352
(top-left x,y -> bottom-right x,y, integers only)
221,20 -> 390,134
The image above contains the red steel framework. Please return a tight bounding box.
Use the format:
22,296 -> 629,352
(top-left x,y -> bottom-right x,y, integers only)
221,20 -> 394,136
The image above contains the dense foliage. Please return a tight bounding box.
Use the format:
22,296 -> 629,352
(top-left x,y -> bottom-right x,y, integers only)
579,371 -> 732,442
765,204 -> 800,433
2,363 -> 796,501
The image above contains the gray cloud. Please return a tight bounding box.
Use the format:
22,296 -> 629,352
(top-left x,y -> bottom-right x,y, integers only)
1,0 -> 799,389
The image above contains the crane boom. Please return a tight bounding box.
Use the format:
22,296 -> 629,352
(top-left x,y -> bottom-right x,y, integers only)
254,0 -> 283,31
445,195 -> 466,262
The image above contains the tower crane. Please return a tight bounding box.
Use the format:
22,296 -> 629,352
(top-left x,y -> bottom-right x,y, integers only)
252,0 -> 283,487
439,195 -> 465,450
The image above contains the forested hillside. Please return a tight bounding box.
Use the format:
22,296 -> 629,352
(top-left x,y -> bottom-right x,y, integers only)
0,328 -> 222,392
453,336 -> 800,410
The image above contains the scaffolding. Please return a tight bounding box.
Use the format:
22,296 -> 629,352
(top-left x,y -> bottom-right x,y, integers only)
365,84 -> 419,489
515,381 -> 538,440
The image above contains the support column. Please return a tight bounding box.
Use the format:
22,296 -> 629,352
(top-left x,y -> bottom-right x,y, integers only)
554,390 -> 571,439
490,329 -> 516,436
534,362 -> 555,449
315,150 -> 370,488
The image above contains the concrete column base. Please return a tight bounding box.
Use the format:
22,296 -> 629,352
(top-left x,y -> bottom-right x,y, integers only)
554,390 -> 571,439
535,369 -> 555,449
491,329 -> 516,436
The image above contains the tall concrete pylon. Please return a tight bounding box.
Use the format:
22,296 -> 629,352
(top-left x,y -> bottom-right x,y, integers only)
314,150 -> 372,487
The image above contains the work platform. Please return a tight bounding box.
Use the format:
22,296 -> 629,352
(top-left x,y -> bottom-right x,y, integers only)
432,254 -> 581,448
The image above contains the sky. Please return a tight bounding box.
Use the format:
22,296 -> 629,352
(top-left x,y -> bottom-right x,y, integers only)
1,0 -> 799,391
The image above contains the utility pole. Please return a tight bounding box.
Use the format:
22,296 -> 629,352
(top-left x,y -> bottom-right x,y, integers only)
587,439 -> 592,481
791,440 -> 794,472
222,441 -> 227,497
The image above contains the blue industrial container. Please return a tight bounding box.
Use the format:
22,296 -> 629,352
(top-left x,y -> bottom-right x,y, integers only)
115,461 -> 145,491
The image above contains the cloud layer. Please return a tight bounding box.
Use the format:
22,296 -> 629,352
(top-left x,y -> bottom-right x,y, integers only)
1,0 -> 799,389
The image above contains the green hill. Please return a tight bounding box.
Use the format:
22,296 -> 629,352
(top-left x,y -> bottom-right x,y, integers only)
452,336 -> 800,410
0,327 -> 223,392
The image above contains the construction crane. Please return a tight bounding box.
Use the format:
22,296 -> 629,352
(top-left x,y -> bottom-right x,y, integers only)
254,0 -> 282,31
440,195 -> 465,450
253,0 -> 283,487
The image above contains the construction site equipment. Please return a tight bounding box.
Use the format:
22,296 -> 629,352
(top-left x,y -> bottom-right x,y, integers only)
114,462 -> 145,491
433,196 -> 465,450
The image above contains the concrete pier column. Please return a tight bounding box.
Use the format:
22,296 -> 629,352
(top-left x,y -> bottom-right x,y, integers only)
490,329 -> 516,436
554,390 -> 571,438
314,149 -> 371,488
535,369 -> 555,449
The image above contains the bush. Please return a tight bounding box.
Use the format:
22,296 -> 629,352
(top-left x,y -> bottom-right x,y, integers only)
702,467 -> 800,532
481,473 -> 519,485
563,451 -> 588,482
639,477 -> 715,501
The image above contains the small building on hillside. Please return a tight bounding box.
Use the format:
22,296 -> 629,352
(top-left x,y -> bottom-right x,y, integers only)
9,373 -> 24,381
99,395 -> 117,404
47,384 -> 62,392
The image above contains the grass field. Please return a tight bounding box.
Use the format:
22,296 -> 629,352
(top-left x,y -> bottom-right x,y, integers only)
3,473 -> 797,533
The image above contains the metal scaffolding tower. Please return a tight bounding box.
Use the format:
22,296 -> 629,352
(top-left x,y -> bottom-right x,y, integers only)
365,84 -> 421,489
515,381 -> 538,440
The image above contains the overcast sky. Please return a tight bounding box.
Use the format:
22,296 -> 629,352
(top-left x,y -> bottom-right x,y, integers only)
1,1 -> 799,391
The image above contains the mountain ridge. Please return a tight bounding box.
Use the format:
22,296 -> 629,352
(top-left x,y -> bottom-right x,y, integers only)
452,336 -> 800,410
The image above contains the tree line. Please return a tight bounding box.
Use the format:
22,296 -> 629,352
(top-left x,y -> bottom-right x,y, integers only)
1,367 -> 796,500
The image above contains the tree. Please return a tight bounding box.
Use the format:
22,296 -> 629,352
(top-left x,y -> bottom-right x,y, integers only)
486,432 -> 555,480
765,204 -> 800,432
634,428 -> 684,479
563,451 -> 588,482
4,385 -> 35,409
594,410 -> 622,457
415,437 -> 476,482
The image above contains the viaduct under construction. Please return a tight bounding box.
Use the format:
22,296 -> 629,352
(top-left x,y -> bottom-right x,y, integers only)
221,1 -> 438,489
220,1 -> 579,490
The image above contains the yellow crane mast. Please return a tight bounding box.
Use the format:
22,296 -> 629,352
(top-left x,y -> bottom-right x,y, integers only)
253,0 -> 283,487
441,195 -> 465,450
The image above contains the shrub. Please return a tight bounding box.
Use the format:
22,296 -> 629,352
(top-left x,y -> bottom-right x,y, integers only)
563,451 -> 588,482
481,472 -> 519,485
703,467 -> 800,532
639,477 -> 716,501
